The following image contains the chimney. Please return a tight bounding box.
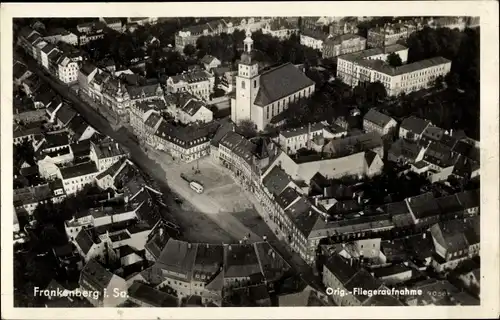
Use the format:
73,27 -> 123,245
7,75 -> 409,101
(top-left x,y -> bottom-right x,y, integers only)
159,227 -> 164,237
228,245 -> 232,251
422,232 -> 426,239
206,243 -> 209,249
307,123 -> 312,150
188,243 -> 191,249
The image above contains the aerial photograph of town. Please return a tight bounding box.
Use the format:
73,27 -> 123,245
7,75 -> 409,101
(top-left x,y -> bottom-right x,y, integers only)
11,15 -> 481,308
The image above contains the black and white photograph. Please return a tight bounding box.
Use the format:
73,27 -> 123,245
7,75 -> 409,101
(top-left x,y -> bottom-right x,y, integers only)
1,2 -> 499,319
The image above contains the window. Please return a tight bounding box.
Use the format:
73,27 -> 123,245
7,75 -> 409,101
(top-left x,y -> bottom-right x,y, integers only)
253,80 -> 257,88
241,81 -> 245,89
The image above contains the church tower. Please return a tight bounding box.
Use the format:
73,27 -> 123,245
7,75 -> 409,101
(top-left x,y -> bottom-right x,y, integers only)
231,30 -> 260,125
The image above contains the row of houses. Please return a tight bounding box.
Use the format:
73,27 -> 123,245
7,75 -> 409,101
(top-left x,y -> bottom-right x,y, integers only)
18,26 -> 83,84
175,17 -> 272,51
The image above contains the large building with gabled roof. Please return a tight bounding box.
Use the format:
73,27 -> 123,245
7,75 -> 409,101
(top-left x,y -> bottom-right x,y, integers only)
231,31 -> 316,131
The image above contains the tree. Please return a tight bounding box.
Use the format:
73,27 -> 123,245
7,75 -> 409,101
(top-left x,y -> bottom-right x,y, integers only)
183,44 -> 196,57
386,52 -> 403,67
236,119 -> 258,138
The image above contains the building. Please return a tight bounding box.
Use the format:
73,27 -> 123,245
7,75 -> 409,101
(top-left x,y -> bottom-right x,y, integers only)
367,19 -> 425,48
322,34 -> 366,59
336,44 -> 452,96
231,31 -> 315,131
58,161 -> 99,195
300,29 -> 330,51
213,67 -> 237,93
13,182 -> 66,216
13,96 -> 46,124
89,138 -> 128,171
43,28 -> 78,46
166,70 -> 215,101
262,18 -> 299,40
363,109 -> 397,136
152,121 -> 217,163
430,217 -> 480,272
13,61 -> 33,86
165,93 -> 214,124
79,259 -> 128,307
200,55 -> 222,71
277,122 -> 337,155
322,254 -> 401,306
399,116 -> 432,141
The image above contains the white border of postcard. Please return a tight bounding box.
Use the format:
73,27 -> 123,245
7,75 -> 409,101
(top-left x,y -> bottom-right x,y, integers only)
1,1 -> 499,319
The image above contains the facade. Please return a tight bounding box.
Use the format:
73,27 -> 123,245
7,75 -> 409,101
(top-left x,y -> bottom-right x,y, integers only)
152,121 -> 217,163
231,31 -> 315,131
89,139 -> 128,172
299,29 -> 329,51
17,27 -> 81,85
278,122 -> 337,155
363,109 -> 398,136
399,116 -> 432,141
201,55 -> 222,71
262,18 -> 299,40
43,28 -> 78,46
322,34 -> 366,59
57,161 -> 99,195
336,44 -> 452,96
166,70 -> 215,102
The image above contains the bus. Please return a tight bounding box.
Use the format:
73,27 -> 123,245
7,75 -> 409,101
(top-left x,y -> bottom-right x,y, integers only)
189,181 -> 204,194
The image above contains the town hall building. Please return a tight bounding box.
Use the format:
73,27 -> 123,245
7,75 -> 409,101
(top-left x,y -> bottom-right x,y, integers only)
231,31 -> 316,131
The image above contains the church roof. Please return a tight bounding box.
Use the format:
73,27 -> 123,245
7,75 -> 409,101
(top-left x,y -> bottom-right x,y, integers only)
253,63 -> 314,107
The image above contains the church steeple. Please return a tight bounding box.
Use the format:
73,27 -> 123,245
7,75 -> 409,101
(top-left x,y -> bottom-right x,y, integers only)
243,30 -> 253,53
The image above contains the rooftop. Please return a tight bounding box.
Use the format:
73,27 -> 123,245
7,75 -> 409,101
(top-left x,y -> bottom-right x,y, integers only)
405,192 -> 440,220
363,109 -> 395,128
59,161 -> 98,180
128,281 -> 178,307
156,239 -> 198,281
80,259 -> 114,291
224,244 -> 262,279
253,63 -> 315,107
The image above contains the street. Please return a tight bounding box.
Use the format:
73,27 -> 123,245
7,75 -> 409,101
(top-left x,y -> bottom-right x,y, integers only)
20,50 -> 322,291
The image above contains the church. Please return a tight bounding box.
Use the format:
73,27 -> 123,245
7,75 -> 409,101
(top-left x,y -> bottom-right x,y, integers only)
230,31 -> 316,131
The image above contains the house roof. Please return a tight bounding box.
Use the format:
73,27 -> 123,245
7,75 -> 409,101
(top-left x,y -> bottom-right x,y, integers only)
193,243 -> 224,281
253,63 -> 315,107
405,192 -> 439,220
59,161 -> 98,180
301,28 -> 329,41
345,269 -> 382,303
91,140 -> 126,159
156,239 -> 198,281
44,132 -> 70,149
80,259 -> 114,291
169,70 -> 212,84
210,119 -> 234,147
201,55 -> 219,65
75,229 -> 99,255
455,189 -> 479,209
275,187 -> 301,210
155,121 -> 217,148
254,242 -> 290,282
280,122 -> 326,138
128,281 -> 178,307
324,254 -> 358,285
127,83 -> 161,100
55,103 -> 77,126
13,62 -> 29,80
400,116 -> 431,135
435,194 -> 464,214
372,263 -> 412,278
363,109 -> 395,128
224,244 -> 262,279
219,131 -> 256,165
262,166 -> 292,197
